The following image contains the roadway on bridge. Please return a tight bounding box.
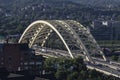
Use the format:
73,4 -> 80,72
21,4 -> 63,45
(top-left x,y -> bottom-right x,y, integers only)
33,47 -> 120,78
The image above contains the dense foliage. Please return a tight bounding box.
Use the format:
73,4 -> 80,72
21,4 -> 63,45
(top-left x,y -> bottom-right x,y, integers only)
43,57 -> 119,80
0,0 -> 120,35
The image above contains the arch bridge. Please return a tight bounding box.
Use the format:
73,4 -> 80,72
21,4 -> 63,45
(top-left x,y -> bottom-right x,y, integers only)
19,20 -> 106,63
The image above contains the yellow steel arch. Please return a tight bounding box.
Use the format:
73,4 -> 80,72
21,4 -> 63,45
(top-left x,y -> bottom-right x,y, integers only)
19,20 -> 74,58
19,20 -> 107,63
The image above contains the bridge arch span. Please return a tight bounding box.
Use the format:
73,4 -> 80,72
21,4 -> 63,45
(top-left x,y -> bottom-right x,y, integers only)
19,20 -> 74,58
19,20 -> 106,62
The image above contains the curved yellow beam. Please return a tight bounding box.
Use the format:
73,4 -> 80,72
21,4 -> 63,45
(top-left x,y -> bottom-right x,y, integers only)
56,20 -> 93,62
69,20 -> 107,61
19,20 -> 74,58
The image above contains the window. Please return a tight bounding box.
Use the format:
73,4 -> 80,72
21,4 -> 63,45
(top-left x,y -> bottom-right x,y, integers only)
25,67 -> 28,70
24,62 -> 28,65
8,56 -> 12,60
30,62 -> 34,65
36,62 -> 42,65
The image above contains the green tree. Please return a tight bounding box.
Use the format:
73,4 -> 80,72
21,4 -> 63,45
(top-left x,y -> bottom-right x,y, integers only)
55,68 -> 67,80
43,57 -> 57,74
72,56 -> 87,72
67,72 -> 79,80
111,55 -> 119,61
88,69 -> 102,79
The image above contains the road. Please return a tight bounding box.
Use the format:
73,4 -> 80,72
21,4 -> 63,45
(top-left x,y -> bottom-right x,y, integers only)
32,46 -> 120,78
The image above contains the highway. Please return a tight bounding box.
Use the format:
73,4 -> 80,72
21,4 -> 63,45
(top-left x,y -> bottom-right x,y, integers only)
32,46 -> 120,78
19,20 -> 120,78
86,62 -> 120,78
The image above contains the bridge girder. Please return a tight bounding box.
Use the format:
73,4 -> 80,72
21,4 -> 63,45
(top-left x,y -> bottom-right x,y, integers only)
19,20 -> 106,62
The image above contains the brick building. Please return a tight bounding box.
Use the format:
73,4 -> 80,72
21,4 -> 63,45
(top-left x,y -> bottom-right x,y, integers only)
0,43 -> 44,75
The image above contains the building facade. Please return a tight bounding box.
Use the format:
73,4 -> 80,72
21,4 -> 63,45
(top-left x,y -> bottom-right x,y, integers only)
91,20 -> 120,40
0,43 -> 44,75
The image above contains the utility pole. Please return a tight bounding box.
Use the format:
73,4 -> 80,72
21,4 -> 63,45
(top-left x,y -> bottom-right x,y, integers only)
111,21 -> 114,50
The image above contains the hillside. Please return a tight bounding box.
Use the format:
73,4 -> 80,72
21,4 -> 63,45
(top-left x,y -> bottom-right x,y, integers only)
70,0 -> 120,7
1,0 -> 120,8
0,0 -> 120,36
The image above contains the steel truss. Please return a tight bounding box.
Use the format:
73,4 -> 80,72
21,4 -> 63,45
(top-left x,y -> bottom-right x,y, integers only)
19,20 -> 106,63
